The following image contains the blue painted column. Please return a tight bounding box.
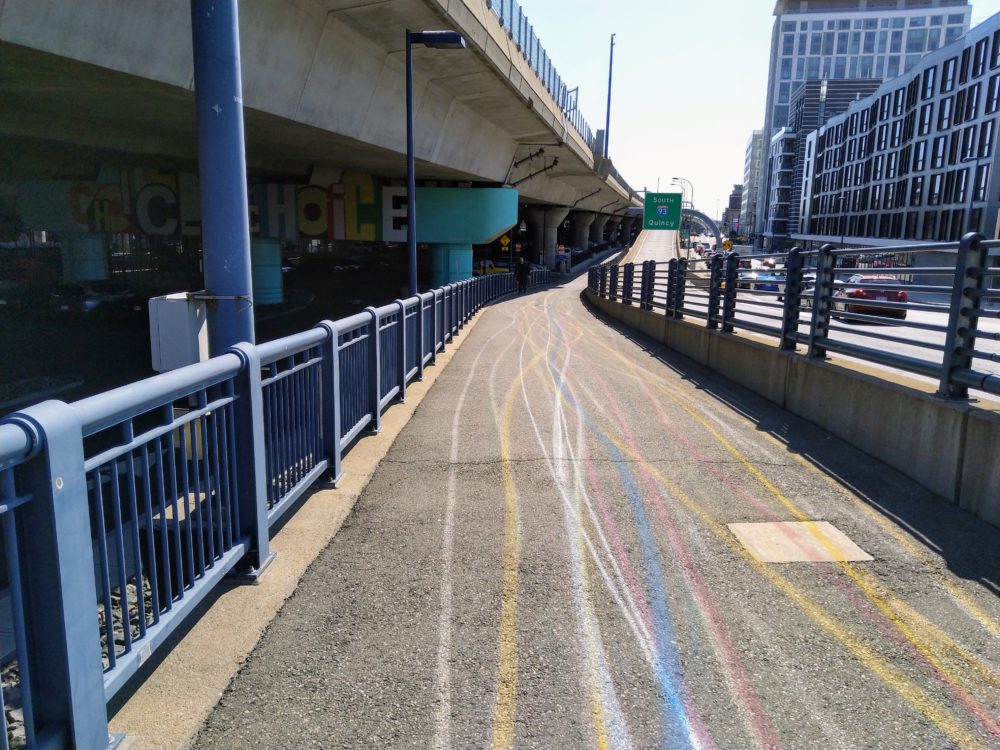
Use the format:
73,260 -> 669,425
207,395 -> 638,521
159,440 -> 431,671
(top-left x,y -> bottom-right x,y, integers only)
250,238 -> 283,306
191,0 -> 255,354
61,233 -> 108,281
428,244 -> 473,287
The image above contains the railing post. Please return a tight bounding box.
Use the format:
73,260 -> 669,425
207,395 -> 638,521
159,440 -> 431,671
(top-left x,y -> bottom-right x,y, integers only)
442,285 -> 450,343
675,258 -> 688,319
622,263 -> 634,306
721,253 -> 739,332
807,243 -> 837,359
642,261 -> 654,310
780,247 -> 804,351
666,258 -> 677,315
416,295 -> 426,380
364,306 -> 382,432
707,253 -> 723,330
431,289 -> 440,364
2,403 -> 110,750
598,266 -> 607,297
395,300 -> 407,402
610,265 -> 619,301
227,342 -> 276,577
649,261 -> 658,309
938,231 -> 989,398
317,321 -> 343,484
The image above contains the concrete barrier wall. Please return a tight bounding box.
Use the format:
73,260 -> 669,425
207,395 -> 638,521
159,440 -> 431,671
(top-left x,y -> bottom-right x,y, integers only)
587,291 -> 1000,527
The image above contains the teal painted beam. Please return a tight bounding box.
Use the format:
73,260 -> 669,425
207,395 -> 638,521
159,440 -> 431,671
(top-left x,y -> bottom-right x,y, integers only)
415,187 -> 518,245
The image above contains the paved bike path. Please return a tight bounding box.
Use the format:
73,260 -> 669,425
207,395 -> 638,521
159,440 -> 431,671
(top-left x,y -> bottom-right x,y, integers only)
193,271 -> 1000,750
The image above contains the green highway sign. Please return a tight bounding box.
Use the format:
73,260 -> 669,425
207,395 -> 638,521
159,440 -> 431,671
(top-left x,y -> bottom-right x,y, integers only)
642,192 -> 682,230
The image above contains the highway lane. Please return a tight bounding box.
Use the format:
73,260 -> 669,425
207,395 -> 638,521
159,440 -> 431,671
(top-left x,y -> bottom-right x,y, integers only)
624,230 -> 680,265
726,290 -> 1000,397
193,269 -> 1000,749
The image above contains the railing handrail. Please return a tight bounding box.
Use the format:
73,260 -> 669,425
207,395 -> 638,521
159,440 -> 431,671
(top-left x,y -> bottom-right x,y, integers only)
590,235 -> 998,400
71,352 -> 244,437
0,260 -> 573,750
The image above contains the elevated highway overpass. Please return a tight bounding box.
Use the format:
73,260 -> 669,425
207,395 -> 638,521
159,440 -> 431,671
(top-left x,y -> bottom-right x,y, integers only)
0,0 -> 639,290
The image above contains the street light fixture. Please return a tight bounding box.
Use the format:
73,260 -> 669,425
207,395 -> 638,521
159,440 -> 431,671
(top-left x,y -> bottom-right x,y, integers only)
406,29 -> 467,296
671,176 -> 694,208
836,193 -> 848,249
961,155 -> 988,232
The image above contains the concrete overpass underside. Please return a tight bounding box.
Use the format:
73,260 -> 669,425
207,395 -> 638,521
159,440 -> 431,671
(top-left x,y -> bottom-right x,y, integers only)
0,0 -> 634,213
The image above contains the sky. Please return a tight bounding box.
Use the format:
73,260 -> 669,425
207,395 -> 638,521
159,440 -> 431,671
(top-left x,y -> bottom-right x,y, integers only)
517,0 -> 1000,220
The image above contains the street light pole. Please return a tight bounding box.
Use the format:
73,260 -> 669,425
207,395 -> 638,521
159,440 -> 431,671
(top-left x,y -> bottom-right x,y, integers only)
406,29 -> 466,297
672,176 -> 694,208
961,155 -> 987,232
604,33 -> 615,159
837,194 -> 847,248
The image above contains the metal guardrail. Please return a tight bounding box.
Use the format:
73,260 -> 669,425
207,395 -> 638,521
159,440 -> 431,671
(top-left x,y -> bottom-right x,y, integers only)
589,233 -> 1000,398
0,267 -> 551,749
487,0 -> 596,151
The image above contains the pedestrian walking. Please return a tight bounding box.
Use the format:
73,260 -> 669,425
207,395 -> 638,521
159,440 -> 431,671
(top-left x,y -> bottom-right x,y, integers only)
515,256 -> 530,295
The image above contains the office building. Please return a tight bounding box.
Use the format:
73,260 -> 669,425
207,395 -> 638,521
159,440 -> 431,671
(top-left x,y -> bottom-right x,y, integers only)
755,0 -> 971,243
762,78 -> 881,246
741,130 -> 763,240
799,13 -> 1000,246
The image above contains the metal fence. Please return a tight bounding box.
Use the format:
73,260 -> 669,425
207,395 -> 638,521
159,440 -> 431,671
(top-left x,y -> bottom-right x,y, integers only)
589,233 -> 1000,399
0,267 -> 549,749
487,0 -> 596,151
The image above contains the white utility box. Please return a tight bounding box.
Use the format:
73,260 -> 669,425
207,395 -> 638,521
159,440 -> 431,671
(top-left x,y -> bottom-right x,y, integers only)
149,292 -> 209,372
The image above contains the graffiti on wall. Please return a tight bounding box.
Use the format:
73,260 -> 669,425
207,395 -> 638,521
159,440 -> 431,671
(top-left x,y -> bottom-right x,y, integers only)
15,167 -> 410,242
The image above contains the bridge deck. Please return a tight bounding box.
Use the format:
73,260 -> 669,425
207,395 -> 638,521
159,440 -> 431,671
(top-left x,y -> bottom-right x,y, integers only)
191,270 -> 1000,750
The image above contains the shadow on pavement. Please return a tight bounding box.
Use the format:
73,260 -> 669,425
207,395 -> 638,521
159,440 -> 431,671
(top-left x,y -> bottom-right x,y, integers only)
579,291 -> 1000,598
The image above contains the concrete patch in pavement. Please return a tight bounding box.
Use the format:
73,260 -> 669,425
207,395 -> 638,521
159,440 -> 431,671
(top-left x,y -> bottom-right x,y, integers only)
728,521 -> 874,563
107,312 -> 485,750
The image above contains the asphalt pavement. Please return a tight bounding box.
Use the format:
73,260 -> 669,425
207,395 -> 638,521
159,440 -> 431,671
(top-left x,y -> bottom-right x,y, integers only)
192,267 -> 1000,750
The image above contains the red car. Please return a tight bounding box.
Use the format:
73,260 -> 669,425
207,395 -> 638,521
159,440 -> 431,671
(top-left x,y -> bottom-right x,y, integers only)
832,274 -> 908,320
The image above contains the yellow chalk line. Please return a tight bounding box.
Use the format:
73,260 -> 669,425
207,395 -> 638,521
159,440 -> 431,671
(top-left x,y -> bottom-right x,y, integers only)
537,312 -> 612,750
602,431 -> 987,750
491,297 -> 598,749
556,316 -> 991,746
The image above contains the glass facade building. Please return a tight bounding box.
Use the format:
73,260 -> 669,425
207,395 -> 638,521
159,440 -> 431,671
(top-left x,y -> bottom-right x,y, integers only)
755,0 -> 971,242
800,12 -> 1000,244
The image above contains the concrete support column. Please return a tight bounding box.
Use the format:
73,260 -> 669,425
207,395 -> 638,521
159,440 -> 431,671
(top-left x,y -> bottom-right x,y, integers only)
606,215 -> 623,244
570,211 -> 595,250
590,215 -> 611,246
61,233 -> 108,281
428,243 -> 473,287
192,0 -> 255,354
527,207 -> 570,268
250,238 -> 283,306
621,217 -> 636,243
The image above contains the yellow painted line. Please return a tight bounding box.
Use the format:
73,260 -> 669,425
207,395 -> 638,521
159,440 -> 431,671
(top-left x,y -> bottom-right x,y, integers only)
552,323 -> 988,745
602,432 -> 988,750
536,315 -> 612,750
611,340 -> 999,726
491,298 -> 588,750
751,428 -> 1000,641
614,347 -> 1000,699
581,551 -> 611,750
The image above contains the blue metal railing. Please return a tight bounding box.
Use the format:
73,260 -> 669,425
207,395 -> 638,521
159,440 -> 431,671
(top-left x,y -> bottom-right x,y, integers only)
488,0 -> 596,151
589,234 -> 1000,398
0,269 -> 550,749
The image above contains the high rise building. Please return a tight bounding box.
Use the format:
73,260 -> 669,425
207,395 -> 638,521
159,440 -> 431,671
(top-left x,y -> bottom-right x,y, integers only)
741,130 -> 763,240
800,13 -> 1000,246
755,0 -> 971,244
762,78 -> 881,246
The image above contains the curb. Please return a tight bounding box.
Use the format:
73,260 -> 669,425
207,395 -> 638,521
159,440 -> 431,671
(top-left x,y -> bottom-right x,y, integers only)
107,307 -> 487,750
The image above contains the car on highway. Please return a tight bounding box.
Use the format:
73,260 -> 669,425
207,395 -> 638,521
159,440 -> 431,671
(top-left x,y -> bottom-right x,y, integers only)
47,281 -> 145,317
831,274 -> 908,320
